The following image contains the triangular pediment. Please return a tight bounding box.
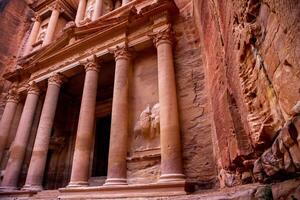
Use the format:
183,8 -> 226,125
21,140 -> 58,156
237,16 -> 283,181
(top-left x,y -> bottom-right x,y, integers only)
21,6 -> 138,67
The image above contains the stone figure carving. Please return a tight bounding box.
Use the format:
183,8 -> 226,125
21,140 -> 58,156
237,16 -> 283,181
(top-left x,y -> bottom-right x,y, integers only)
85,0 -> 95,20
134,103 -> 160,151
37,24 -> 47,42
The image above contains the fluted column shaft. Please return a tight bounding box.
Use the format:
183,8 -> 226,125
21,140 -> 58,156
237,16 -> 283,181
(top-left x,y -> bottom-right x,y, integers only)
43,4 -> 61,46
0,86 -> 19,162
92,0 -> 103,21
24,17 -> 41,55
0,83 -> 40,190
75,0 -> 86,26
68,60 -> 99,187
152,26 -> 184,182
105,47 -> 131,186
23,74 -> 64,191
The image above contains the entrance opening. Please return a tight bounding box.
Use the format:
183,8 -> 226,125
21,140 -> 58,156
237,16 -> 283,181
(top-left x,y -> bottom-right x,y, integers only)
92,115 -> 111,177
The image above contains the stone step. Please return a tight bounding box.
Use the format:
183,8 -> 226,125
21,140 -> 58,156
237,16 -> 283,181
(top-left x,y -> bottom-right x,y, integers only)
32,190 -> 60,200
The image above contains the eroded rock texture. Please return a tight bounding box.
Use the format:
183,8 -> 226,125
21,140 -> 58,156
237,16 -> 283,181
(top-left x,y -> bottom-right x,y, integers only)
194,0 -> 300,179
0,0 -> 31,116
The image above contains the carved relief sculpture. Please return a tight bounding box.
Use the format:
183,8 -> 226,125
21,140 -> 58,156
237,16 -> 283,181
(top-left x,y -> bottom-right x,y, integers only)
134,103 -> 160,152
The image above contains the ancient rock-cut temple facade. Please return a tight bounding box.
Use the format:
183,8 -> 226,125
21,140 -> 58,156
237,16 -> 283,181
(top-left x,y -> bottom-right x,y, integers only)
0,0 -> 299,199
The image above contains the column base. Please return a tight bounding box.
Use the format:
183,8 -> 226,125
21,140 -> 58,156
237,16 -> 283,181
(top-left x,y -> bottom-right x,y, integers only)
158,173 -> 185,183
0,186 -> 18,192
67,181 -> 89,188
103,178 -> 127,186
22,184 -> 43,192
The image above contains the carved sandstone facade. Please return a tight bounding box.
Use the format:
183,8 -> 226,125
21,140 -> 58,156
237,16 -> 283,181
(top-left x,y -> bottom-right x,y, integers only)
0,0 -> 299,199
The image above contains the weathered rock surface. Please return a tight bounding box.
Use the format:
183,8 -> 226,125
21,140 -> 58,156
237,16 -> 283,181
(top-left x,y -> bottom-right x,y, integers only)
253,107 -> 300,183
194,0 -> 300,175
0,0 -> 31,118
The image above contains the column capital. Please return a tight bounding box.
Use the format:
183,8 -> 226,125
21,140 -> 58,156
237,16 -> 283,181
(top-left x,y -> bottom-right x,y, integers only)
48,73 -> 66,87
109,46 -> 132,61
6,84 -> 19,103
27,81 -> 40,95
49,1 -> 64,13
32,15 -> 42,23
82,56 -> 101,73
149,24 -> 174,47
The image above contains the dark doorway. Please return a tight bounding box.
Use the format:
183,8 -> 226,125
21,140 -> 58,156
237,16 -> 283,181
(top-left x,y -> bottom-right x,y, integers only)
92,115 -> 111,177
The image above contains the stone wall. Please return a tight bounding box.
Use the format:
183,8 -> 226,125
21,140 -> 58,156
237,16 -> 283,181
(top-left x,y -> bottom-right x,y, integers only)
173,0 -> 217,188
194,0 -> 300,182
0,0 -> 32,117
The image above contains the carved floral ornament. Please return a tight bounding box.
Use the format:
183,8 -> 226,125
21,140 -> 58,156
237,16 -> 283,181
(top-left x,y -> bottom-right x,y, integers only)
149,24 -> 175,47
7,84 -> 20,103
27,81 -> 40,95
48,73 -> 66,87
108,45 -> 132,61
82,56 -> 101,73
48,0 -> 64,13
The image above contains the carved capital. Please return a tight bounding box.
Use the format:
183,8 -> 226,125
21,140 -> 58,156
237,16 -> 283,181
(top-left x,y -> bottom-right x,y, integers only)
49,1 -> 64,13
149,24 -> 174,47
110,46 -> 132,61
27,81 -> 40,95
82,56 -> 100,73
48,73 -> 66,87
32,15 -> 42,23
7,84 -> 20,103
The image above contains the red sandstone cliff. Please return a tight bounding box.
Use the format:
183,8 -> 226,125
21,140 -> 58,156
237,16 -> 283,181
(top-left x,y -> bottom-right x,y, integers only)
194,0 -> 300,185
0,0 -> 32,114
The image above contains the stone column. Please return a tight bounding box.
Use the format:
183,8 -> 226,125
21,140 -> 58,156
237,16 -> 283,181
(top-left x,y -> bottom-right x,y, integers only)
0,83 -> 40,191
0,85 -> 19,163
24,16 -> 41,55
151,25 -> 185,182
23,74 -> 64,191
43,3 -> 62,46
122,0 -> 130,6
68,59 -> 100,187
105,46 -> 131,186
92,0 -> 103,21
75,0 -> 86,26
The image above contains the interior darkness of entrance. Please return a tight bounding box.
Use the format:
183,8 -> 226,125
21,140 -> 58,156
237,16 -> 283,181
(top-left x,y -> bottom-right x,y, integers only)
92,115 -> 111,177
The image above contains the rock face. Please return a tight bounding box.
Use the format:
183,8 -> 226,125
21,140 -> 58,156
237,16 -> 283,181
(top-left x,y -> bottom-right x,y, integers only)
194,0 -> 300,175
0,0 -> 31,118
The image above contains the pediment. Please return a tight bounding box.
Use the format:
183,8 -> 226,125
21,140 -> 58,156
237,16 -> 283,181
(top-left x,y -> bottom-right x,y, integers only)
20,6 -> 139,67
